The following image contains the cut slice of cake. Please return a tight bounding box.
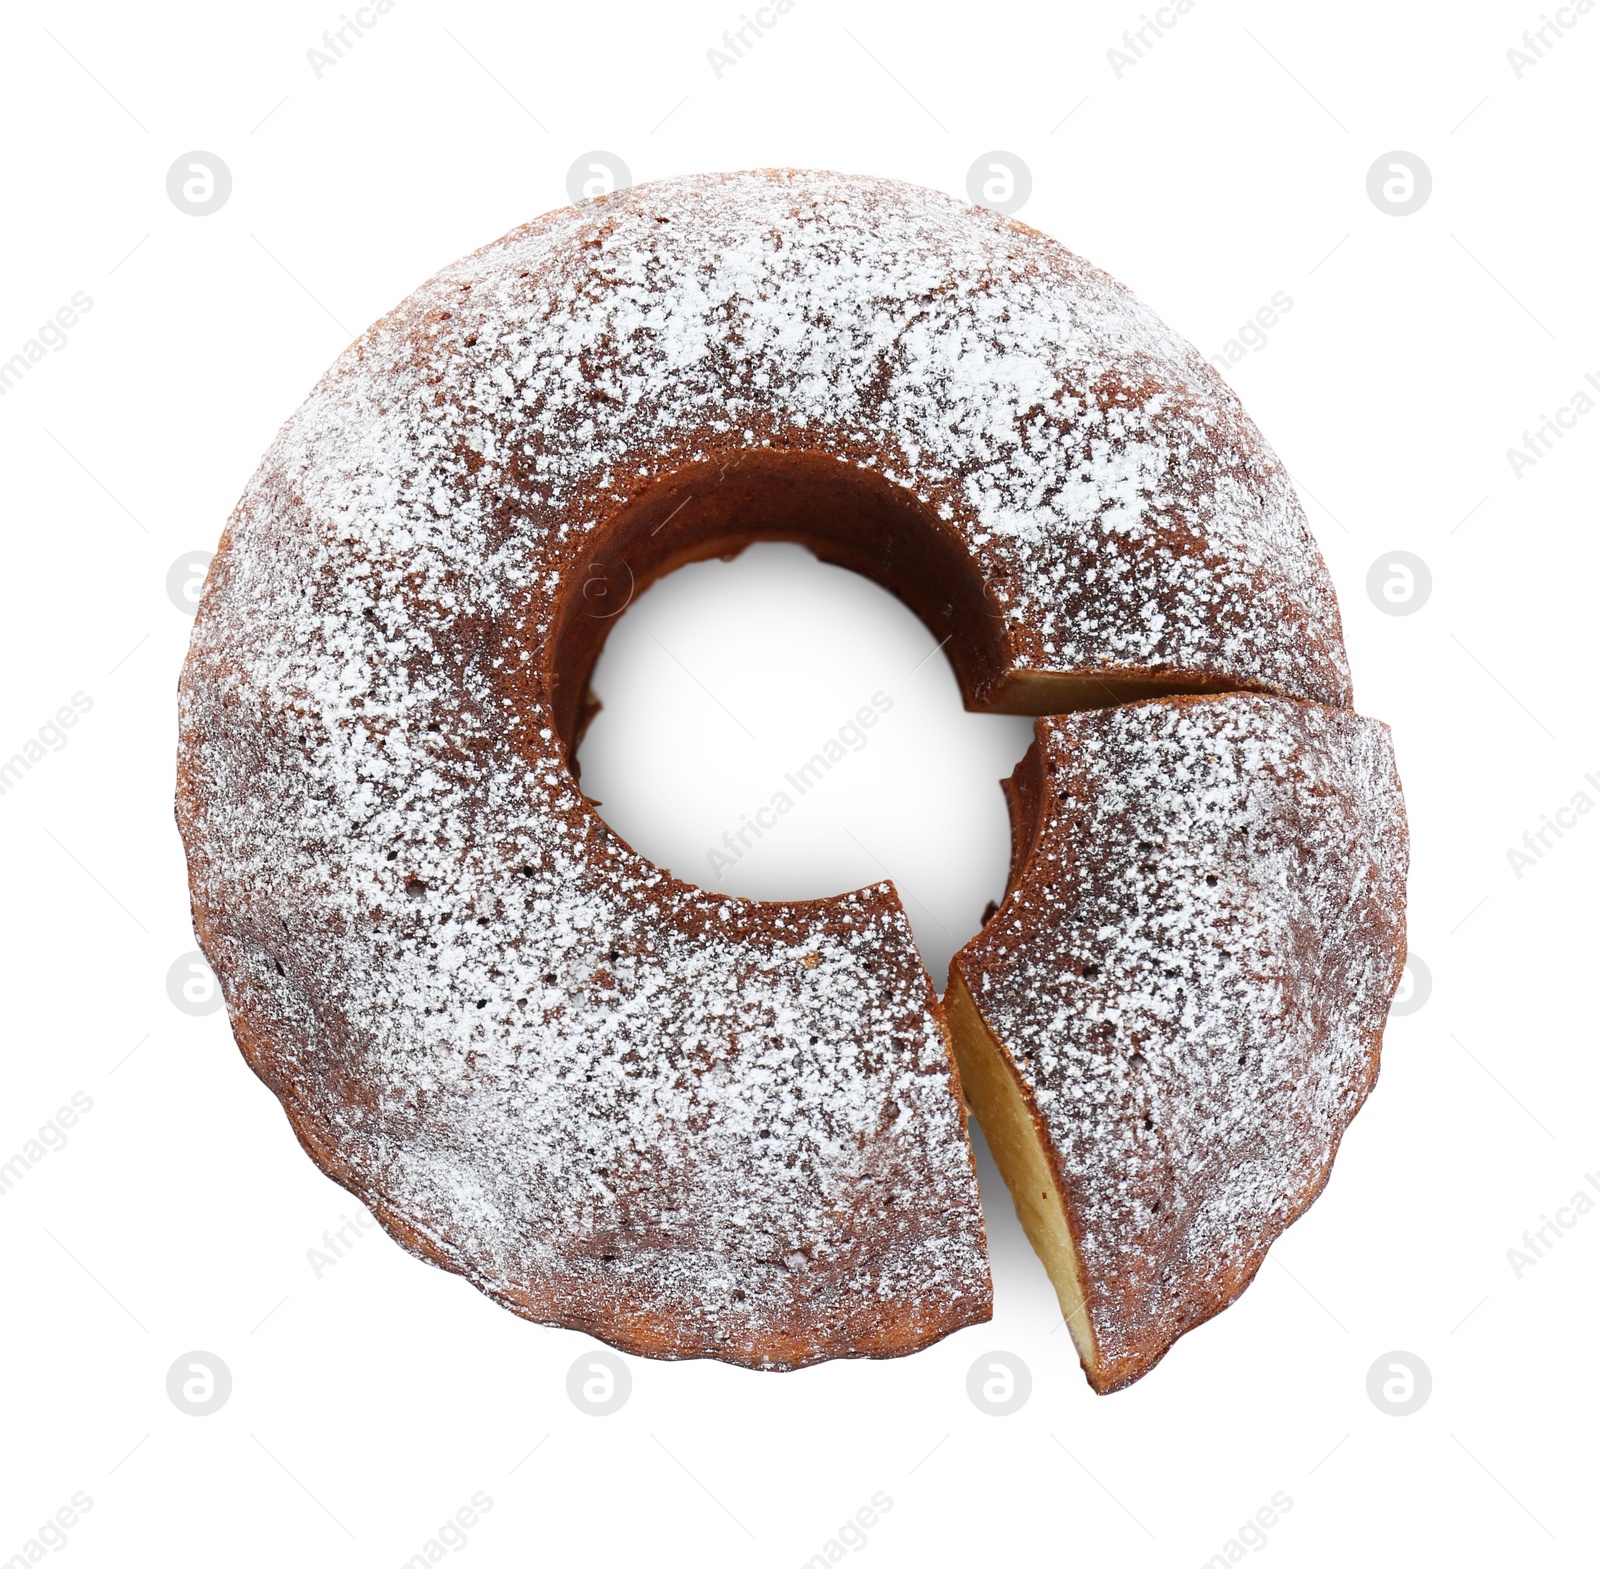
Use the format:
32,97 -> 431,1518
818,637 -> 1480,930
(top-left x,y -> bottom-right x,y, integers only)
946,694 -> 1407,1391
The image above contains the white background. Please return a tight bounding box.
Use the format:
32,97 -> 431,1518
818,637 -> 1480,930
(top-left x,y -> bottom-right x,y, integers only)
2,0 -> 1596,1564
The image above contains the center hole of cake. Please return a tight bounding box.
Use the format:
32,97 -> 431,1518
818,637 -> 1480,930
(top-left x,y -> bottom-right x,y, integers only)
575,542 -> 1034,982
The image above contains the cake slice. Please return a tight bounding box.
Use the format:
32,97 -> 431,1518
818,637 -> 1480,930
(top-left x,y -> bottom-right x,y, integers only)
946,694 -> 1407,1391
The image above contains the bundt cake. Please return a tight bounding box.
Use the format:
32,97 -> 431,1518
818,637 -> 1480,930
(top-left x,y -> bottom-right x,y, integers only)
176,170 -> 1405,1379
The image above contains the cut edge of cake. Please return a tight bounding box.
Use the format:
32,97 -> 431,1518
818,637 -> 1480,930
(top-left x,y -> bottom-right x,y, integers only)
943,966 -> 1105,1384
